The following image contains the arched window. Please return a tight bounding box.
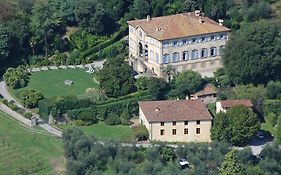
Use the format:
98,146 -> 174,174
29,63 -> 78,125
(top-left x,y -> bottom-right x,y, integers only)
191,50 -> 199,60
219,45 -> 225,55
210,47 -> 217,57
201,48 -> 208,58
173,52 -> 179,62
163,54 -> 170,64
182,51 -> 189,61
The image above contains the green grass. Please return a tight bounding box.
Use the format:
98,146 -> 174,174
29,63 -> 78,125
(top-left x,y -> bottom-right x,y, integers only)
61,122 -> 134,141
9,69 -> 97,99
0,111 -> 65,175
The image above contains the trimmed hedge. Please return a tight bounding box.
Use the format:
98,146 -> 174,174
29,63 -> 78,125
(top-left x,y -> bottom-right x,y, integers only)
38,98 -> 56,120
264,100 -> 281,115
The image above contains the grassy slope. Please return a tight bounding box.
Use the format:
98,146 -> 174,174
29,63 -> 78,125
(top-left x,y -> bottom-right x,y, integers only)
9,69 -> 97,99
0,111 -> 65,175
61,122 -> 134,141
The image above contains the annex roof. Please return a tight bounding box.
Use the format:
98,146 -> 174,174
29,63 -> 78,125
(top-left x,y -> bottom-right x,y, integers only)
127,12 -> 230,41
220,100 -> 253,108
138,99 -> 212,122
194,84 -> 217,97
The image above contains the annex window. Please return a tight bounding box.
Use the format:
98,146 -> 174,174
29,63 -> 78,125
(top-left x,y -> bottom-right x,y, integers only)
172,121 -> 176,125
196,120 -> 200,125
182,51 -> 189,61
184,121 -> 188,125
160,129 -> 165,135
210,47 -> 217,57
184,128 -> 188,134
196,128 -> 200,134
172,129 -> 177,135
163,54 -> 170,64
201,48 -> 208,58
161,122 -> 164,126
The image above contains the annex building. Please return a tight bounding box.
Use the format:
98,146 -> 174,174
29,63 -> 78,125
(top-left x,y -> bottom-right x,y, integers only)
127,11 -> 230,77
138,99 -> 213,142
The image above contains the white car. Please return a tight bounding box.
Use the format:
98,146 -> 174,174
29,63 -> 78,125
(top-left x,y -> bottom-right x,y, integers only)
179,158 -> 189,166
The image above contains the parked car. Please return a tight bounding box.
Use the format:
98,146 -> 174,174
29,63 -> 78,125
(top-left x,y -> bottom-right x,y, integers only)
178,158 -> 189,169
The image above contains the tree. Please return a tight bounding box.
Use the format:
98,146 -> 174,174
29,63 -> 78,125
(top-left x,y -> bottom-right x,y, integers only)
223,21 -> 281,84
3,66 -> 30,89
220,149 -> 243,175
98,57 -> 135,97
19,89 -> 44,108
0,0 -> 15,22
266,81 -> 281,99
74,0 -> 107,34
211,105 -> 260,146
174,70 -> 203,99
0,23 -> 13,62
147,77 -> 168,100
130,0 -> 151,19
276,117 -> 281,144
163,65 -> 176,82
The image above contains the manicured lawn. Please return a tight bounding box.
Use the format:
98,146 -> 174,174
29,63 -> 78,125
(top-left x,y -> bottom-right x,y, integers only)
0,111 -> 65,175
9,68 -> 97,99
61,122 -> 134,141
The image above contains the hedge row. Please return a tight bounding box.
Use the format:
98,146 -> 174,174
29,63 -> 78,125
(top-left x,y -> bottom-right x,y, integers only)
264,100 -> 281,115
82,27 -> 128,58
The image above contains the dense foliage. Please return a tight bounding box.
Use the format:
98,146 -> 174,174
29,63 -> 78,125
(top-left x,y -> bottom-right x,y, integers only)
223,21 -> 281,84
3,66 -> 30,89
211,105 -> 260,146
63,128 -> 232,175
98,57 -> 135,97
19,89 -> 44,108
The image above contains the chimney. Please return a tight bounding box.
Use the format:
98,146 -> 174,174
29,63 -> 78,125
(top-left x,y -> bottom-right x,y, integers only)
218,19 -> 224,26
199,17 -> 204,23
195,10 -> 201,16
146,15 -> 151,22
155,107 -> 160,112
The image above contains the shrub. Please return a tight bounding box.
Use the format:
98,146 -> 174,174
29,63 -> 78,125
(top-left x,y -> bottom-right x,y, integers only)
105,113 -> 121,125
16,108 -> 26,115
3,66 -> 30,89
264,100 -> 281,116
38,98 -> 56,119
2,99 -> 8,105
133,125 -> 149,141
24,112 -> 33,119
19,89 -> 44,108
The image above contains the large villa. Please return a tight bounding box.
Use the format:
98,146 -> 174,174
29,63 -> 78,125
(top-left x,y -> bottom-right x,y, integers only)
127,11 -> 230,77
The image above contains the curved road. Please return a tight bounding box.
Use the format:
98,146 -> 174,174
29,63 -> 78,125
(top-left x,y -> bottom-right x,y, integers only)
0,80 -> 62,137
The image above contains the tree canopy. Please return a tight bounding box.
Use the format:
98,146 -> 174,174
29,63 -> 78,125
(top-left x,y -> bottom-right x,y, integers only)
98,57 -> 135,97
223,21 -> 281,84
211,105 -> 260,146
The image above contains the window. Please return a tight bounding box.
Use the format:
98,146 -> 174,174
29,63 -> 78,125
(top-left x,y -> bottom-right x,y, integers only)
172,129 -> 177,135
182,51 -> 189,61
196,128 -> 200,134
196,120 -> 200,125
161,122 -> 164,126
201,37 -> 206,42
191,50 -> 199,60
139,31 -> 142,37
160,129 -> 164,135
210,35 -> 215,41
184,128 -> 188,134
210,47 -> 217,56
184,121 -> 188,125
183,39 -> 188,45
163,54 -> 170,64
220,34 -> 224,40
155,53 -> 159,63
201,48 -> 208,58
219,45 -> 225,55
192,38 -> 196,43
163,42 -> 169,48
172,121 -> 176,125
172,52 -> 180,62
173,41 -> 179,46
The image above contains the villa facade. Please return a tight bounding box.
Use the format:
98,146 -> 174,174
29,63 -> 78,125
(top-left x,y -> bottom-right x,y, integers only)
127,11 -> 230,77
138,99 -> 213,142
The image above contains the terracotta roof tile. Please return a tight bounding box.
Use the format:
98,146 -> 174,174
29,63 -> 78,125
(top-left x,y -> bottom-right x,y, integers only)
139,99 -> 212,122
194,84 -> 217,96
221,100 -> 253,108
127,12 -> 230,41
